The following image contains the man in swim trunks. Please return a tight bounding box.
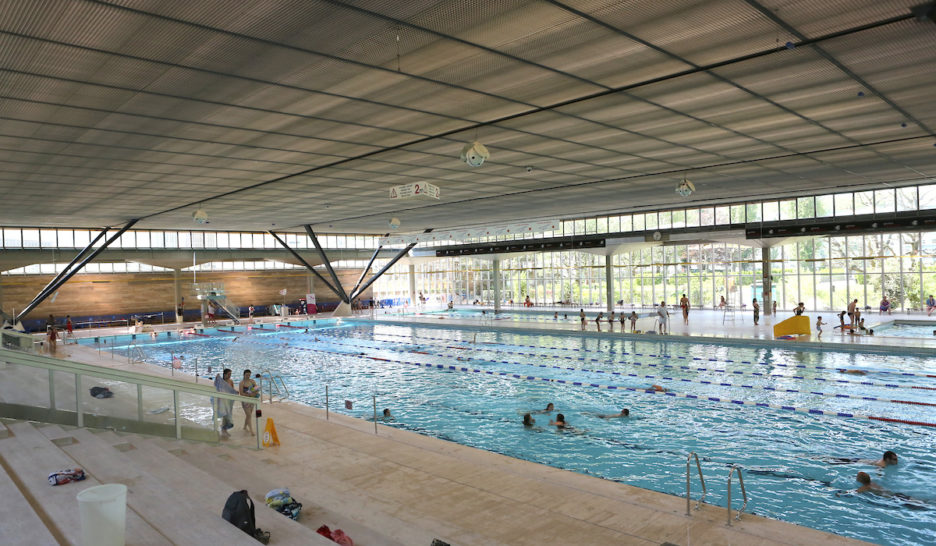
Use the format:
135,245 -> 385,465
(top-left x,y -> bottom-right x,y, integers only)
579,309 -> 586,330
597,408 -> 629,419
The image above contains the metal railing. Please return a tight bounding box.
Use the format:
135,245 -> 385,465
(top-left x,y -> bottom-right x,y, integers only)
726,465 -> 748,525
257,369 -> 289,404
686,452 -> 707,516
0,347 -> 261,450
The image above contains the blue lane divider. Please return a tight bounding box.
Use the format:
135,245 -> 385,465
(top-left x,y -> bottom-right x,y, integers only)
297,332 -> 936,408
361,330 -> 936,380
233,336 -> 936,429
310,330 -> 935,392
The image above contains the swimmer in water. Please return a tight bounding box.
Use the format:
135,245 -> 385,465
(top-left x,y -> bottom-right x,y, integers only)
597,408 -> 630,419
856,471 -> 883,494
522,413 -> 535,427
382,408 -> 392,419
824,450 -> 898,468
532,403 -> 555,414
649,385 -> 667,392
550,413 -> 568,428
838,369 -> 868,375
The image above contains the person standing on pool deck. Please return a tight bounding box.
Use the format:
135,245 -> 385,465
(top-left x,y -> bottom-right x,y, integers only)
629,310 -> 638,332
579,309 -> 586,330
656,302 -> 669,334
679,294 -> 690,325
816,316 -> 827,340
847,299 -> 858,326
752,298 -> 760,325
239,369 -> 259,436
608,311 -> 615,330
619,312 -> 626,331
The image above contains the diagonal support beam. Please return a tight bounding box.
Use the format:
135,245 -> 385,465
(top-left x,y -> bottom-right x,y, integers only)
304,226 -> 350,303
352,229 -> 431,302
31,228 -> 110,309
268,231 -> 343,301
349,239 -> 385,301
15,220 -> 137,323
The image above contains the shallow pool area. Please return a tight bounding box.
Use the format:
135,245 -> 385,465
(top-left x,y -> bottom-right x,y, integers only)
874,320 -> 936,339
87,320 -> 936,545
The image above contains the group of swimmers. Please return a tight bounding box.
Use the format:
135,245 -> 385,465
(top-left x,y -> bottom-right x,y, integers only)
522,402 -> 632,430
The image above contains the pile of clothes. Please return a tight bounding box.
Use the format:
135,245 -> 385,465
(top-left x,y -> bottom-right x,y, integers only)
264,488 -> 302,521
48,468 -> 86,486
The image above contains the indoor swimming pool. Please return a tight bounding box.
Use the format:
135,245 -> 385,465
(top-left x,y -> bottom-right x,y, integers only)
87,320 -> 936,545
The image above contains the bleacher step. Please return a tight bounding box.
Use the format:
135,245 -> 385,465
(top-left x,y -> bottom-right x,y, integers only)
88,431 -> 334,545
149,436 -> 416,546
0,449 -> 58,546
52,426 -> 256,545
0,421 -> 170,546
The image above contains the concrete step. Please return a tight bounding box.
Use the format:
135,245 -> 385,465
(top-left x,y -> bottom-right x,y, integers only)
0,421 -> 170,546
150,436 -> 410,546
86,430 -> 334,546
0,444 -> 58,546
51,426 -> 256,545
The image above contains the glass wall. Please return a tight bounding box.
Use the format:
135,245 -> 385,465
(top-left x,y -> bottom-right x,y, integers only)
374,232 -> 936,312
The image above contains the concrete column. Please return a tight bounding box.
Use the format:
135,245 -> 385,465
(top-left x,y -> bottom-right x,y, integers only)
173,268 -> 183,323
605,255 -> 614,313
493,259 -> 501,312
408,264 -> 416,307
761,247 -> 772,316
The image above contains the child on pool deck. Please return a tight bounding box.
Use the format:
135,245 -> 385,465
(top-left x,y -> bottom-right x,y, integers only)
816,316 -> 827,340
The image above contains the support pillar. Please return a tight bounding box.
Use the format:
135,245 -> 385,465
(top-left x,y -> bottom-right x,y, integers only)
605,255 -> 614,313
493,259 -> 501,312
408,264 -> 416,307
173,268 -> 182,323
761,247 -> 772,316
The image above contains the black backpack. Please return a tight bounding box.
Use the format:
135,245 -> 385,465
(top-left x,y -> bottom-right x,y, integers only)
222,490 -> 255,535
222,491 -> 270,543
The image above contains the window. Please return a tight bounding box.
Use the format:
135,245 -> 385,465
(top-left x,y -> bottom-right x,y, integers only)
816,195 -> 834,217
762,201 -> 779,222
855,191 -> 874,215
796,197 -> 815,219
22,229 -> 39,248
834,193 -> 854,216
897,186 -> 918,212
3,228 -> 21,248
779,200 -> 796,220
715,206 -> 729,224
874,189 -> 895,214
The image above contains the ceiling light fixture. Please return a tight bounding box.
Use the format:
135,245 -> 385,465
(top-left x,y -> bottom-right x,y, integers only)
675,176 -> 695,198
460,141 -> 490,167
192,207 -> 209,224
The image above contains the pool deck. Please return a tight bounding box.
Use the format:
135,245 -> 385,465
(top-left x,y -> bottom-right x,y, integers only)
372,306 -> 936,354
33,332 -> 877,545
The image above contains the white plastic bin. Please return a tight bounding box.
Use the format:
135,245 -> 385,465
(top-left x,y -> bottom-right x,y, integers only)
77,483 -> 127,546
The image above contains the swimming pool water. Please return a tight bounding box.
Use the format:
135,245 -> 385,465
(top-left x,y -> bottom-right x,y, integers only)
875,321 -> 936,339
95,320 -> 936,545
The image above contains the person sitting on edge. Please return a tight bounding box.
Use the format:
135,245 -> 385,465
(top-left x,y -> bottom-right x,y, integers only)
550,413 -> 568,428
837,311 -> 847,330
927,294 -> 936,316
553,312 -> 558,320
522,413 -> 535,427
598,408 -> 630,419
718,295 -> 726,308
879,295 -> 891,315
857,318 -> 867,333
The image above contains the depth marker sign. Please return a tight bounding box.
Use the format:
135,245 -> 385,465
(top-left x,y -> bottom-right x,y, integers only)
389,182 -> 440,200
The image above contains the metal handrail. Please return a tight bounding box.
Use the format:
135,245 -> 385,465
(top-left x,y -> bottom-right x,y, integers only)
0,346 -> 261,449
726,465 -> 748,525
257,369 -> 289,403
686,452 -> 707,515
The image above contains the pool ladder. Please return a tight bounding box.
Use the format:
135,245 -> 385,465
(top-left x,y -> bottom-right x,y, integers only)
685,454 -> 749,525
726,465 -> 748,526
258,369 -> 290,403
685,452 -> 707,515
